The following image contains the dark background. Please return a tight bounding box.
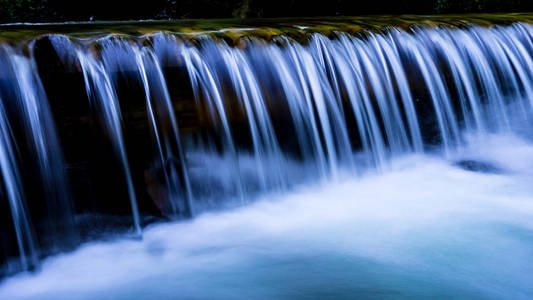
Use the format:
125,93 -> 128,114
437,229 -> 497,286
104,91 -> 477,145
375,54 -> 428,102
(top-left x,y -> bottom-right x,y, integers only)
1,0 -> 532,25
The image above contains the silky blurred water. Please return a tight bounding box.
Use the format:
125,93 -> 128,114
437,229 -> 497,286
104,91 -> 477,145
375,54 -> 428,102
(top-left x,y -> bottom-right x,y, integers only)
0,134 -> 532,299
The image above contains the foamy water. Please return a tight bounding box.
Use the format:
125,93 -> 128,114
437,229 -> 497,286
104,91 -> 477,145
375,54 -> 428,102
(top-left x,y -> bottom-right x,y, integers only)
1,134 -> 533,299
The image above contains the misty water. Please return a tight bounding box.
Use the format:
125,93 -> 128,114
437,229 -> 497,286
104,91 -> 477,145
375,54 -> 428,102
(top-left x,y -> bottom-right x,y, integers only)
0,133 -> 532,299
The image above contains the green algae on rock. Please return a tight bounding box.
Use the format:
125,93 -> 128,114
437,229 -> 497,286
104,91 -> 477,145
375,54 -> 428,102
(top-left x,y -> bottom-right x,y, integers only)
0,13 -> 532,43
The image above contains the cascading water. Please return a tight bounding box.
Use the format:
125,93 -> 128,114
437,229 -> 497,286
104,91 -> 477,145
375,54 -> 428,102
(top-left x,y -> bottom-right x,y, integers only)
76,45 -> 143,236
0,45 -> 76,273
0,95 -> 38,272
0,21 -> 532,294
136,46 -> 194,217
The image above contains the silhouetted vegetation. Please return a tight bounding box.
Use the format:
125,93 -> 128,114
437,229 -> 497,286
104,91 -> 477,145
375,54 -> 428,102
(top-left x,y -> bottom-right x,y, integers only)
0,0 -> 532,23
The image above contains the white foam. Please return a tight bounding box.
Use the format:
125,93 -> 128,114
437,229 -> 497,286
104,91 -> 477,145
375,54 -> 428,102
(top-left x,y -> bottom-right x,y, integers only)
1,134 -> 533,299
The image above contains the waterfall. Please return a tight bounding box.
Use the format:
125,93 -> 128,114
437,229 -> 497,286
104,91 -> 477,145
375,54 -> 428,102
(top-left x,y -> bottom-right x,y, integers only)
76,45 -> 143,236
0,44 -> 75,272
0,22 -> 532,274
0,95 -> 38,271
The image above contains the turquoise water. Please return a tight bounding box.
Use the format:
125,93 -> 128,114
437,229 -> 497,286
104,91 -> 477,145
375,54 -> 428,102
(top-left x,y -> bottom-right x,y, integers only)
1,134 -> 532,299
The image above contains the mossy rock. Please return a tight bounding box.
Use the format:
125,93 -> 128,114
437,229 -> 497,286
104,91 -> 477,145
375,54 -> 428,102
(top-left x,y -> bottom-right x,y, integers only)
1,13 -> 532,44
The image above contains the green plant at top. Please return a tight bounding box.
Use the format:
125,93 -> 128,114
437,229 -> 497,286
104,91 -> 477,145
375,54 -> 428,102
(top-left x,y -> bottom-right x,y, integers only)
0,0 -> 43,20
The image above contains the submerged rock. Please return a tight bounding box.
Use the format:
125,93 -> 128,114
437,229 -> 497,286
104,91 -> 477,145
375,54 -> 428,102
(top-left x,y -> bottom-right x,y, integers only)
454,160 -> 503,174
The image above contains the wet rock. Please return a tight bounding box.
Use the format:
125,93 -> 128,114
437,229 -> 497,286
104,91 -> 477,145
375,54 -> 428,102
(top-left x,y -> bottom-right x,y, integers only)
145,158 -> 192,218
454,160 -> 503,174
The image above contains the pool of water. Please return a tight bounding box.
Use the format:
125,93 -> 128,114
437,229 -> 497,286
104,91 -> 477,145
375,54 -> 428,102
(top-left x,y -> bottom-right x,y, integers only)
0,133 -> 532,299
